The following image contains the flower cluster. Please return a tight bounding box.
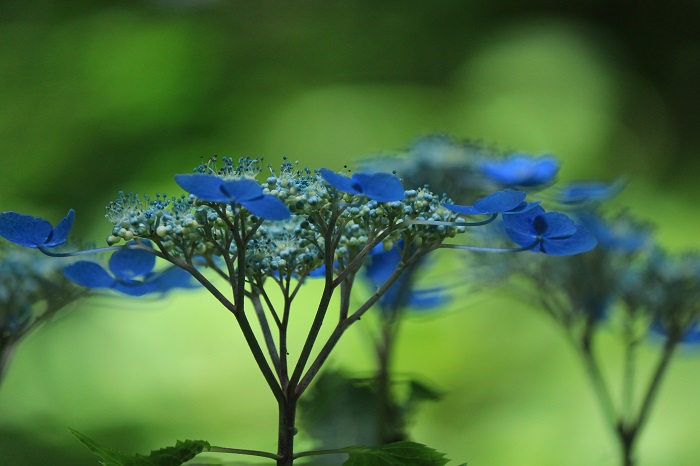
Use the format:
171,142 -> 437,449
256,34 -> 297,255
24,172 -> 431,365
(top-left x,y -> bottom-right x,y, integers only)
0,150 -> 598,466
620,247 -> 700,343
97,158 -> 484,283
361,136 -> 559,204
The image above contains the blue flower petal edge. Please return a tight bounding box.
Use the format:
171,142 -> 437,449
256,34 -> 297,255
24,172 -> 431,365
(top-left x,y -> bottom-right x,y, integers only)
444,189 -> 538,215
480,154 -> 559,187
175,174 -> 291,220
0,209 -> 75,248
319,168 -> 405,202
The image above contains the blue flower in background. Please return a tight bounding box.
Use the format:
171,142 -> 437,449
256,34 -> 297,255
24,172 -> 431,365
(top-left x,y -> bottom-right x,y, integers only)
319,168 -> 405,202
574,211 -> 651,253
443,189 -> 539,215
364,243 -> 448,312
175,174 -> 291,220
0,209 -> 75,249
651,322 -> 700,345
63,241 -> 197,296
503,206 -> 598,256
556,178 -> 625,204
480,154 -> 559,187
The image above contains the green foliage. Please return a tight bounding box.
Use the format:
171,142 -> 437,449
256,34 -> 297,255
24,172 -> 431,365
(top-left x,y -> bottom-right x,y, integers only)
69,429 -> 210,466
301,370 -> 444,453
341,441 -> 463,466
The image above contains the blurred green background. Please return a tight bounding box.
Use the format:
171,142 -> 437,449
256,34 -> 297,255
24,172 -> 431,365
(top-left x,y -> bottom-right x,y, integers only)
1,1 -> 699,464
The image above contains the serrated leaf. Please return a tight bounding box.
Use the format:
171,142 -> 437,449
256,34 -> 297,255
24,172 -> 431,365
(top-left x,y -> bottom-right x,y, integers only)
340,441 -> 451,466
70,428 -> 210,466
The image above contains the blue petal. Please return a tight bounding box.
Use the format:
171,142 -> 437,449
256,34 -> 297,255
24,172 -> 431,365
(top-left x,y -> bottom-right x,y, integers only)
175,174 -> 229,202
408,288 -> 451,309
112,280 -> 158,296
44,209 -> 75,247
112,267 -> 197,296
444,190 -> 527,215
442,203 -> 481,215
241,195 -> 292,220
365,244 -> 401,287
557,179 -> 625,204
681,325 -> 700,344
473,189 -> 527,214
307,263 -> 327,278
319,169 -> 363,195
535,212 -> 578,238
503,206 -> 545,246
0,211 -> 53,248
63,261 -> 116,289
540,226 -> 598,256
575,212 -> 650,252
220,179 -> 264,202
480,154 -> 559,187
503,201 -> 541,215
145,266 -> 198,292
504,226 -> 538,248
109,246 -> 156,280
352,172 -> 405,202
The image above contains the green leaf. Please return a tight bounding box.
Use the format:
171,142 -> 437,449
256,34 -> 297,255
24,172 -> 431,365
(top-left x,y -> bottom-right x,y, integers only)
341,441 -> 459,466
69,428 -> 210,466
406,379 -> 444,404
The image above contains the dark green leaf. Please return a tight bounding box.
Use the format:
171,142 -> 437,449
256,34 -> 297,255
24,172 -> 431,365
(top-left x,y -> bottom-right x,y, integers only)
341,441 -> 453,466
406,379 -> 444,404
70,428 -> 210,466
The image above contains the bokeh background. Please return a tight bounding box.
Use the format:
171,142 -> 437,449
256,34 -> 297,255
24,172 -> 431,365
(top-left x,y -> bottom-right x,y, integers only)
1,1 -> 699,465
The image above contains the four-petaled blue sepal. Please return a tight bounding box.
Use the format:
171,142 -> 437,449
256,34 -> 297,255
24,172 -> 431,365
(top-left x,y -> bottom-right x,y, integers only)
503,206 -> 598,256
319,168 -> 405,202
443,189 -> 539,215
62,241 -> 198,296
556,178 -> 626,204
175,174 -> 291,220
0,209 -> 75,248
480,154 -> 559,187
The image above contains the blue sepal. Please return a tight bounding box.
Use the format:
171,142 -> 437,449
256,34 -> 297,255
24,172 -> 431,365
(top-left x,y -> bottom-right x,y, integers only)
0,209 -> 75,248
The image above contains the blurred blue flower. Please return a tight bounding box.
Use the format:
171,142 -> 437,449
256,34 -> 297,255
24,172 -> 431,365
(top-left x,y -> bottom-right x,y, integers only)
574,211 -> 651,253
319,169 -> 405,202
364,243 -> 448,312
63,241 -> 197,296
479,154 -> 559,187
175,174 -> 291,220
503,206 -> 598,256
443,189 -> 539,215
651,322 -> 700,345
0,209 -> 75,249
556,179 -> 625,204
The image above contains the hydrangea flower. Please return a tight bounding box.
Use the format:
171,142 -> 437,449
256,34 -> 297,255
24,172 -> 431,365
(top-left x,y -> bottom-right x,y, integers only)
63,241 -> 197,296
0,209 -> 75,249
479,154 -> 559,187
319,168 -> 405,202
364,243 -> 448,312
443,189 -> 539,215
175,174 -> 291,220
503,206 -> 598,255
574,211 -> 651,253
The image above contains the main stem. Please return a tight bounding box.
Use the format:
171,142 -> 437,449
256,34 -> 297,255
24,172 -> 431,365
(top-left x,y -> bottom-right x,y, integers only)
276,393 -> 298,466
376,311 -> 406,444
